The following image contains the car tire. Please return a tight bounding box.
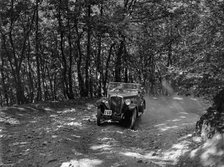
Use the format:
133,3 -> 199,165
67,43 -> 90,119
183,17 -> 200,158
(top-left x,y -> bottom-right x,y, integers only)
121,115 -> 129,127
97,107 -> 102,126
136,108 -> 141,118
143,99 -> 146,113
119,119 -> 125,126
130,108 -> 137,129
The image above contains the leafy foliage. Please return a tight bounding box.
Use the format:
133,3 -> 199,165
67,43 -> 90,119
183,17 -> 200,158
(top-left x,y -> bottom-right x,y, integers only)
0,0 -> 224,105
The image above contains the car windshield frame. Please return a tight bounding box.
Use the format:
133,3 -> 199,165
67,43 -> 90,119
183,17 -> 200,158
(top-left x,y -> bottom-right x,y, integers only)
107,82 -> 141,93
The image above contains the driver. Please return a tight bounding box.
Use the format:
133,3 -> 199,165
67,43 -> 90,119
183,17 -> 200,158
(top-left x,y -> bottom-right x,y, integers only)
111,84 -> 124,92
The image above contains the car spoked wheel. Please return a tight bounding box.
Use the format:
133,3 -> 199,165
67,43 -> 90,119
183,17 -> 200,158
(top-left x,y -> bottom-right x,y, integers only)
96,107 -> 102,126
130,108 -> 137,129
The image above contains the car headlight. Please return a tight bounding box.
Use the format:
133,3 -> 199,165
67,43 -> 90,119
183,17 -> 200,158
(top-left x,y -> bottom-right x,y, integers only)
125,99 -> 131,105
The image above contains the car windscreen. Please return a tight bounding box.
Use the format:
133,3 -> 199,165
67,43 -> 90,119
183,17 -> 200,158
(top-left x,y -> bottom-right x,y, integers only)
108,82 -> 140,92
108,82 -> 123,92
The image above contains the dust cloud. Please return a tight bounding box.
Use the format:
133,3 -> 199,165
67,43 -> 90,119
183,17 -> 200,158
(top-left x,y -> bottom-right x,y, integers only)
137,94 -> 205,130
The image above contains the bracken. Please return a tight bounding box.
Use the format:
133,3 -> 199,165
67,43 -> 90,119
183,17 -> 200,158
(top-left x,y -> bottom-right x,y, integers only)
196,89 -> 224,140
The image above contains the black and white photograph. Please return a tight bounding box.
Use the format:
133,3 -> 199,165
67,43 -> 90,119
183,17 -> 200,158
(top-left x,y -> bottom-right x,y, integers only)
0,0 -> 224,166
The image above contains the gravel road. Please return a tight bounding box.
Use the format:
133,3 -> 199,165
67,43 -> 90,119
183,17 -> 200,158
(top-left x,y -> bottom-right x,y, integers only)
0,96 -> 208,167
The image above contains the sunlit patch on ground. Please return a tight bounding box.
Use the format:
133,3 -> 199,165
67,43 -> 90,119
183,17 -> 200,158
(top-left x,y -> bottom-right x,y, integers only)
90,144 -> 111,151
154,123 -> 181,132
160,125 -> 179,132
192,136 -> 202,143
17,107 -> 27,111
71,134 -> 81,138
156,123 -> 194,132
51,114 -> 84,131
57,108 -> 76,114
67,117 -> 77,121
66,122 -> 82,127
0,115 -> 20,125
173,96 -> 183,100
191,134 -> 224,167
92,136 -> 119,152
17,113 -> 25,117
61,158 -> 103,167
98,137 -> 113,141
178,134 -> 193,141
120,140 -> 192,166
71,149 -> 83,156
101,128 -> 124,134
0,128 -> 3,138
45,127 -> 52,133
49,114 -> 58,118
82,115 -> 95,122
52,135 -> 58,138
179,112 -> 188,115
44,107 -> 54,112
167,119 -> 181,122
86,103 -> 95,110
190,98 -> 198,101
154,123 -> 166,127
11,142 -> 28,146
29,120 -> 37,123
116,131 -> 124,134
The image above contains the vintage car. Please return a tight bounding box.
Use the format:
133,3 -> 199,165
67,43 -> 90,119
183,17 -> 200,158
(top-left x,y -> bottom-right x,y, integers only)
96,82 -> 146,129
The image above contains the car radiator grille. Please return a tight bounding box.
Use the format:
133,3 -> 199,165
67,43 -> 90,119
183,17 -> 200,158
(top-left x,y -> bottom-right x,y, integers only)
110,96 -> 123,114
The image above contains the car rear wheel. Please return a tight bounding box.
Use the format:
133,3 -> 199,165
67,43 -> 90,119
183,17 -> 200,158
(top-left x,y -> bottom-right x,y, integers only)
97,108 -> 102,126
142,99 -> 146,113
130,108 -> 137,129
139,100 -> 145,114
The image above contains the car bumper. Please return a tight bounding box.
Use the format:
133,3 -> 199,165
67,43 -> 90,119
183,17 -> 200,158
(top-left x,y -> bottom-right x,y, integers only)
101,113 -> 122,121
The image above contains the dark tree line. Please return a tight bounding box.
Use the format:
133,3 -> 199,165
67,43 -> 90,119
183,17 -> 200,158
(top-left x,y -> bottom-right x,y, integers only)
1,0 -> 224,105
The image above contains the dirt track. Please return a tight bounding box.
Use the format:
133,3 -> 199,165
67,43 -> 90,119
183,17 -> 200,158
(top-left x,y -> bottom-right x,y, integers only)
0,96 -> 210,167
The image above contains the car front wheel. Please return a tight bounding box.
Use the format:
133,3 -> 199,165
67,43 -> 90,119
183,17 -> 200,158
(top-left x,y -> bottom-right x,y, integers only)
97,107 -> 102,126
130,108 -> 137,129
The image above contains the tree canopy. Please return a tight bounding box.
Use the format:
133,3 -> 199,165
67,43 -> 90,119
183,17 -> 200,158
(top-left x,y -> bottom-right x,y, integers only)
0,0 -> 224,105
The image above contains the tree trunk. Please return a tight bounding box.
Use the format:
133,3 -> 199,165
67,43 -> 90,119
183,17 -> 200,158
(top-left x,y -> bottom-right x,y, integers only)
85,4 -> 92,97
123,45 -> 128,83
58,0 -> 69,99
46,65 -> 54,101
36,0 -> 42,101
53,74 -> 57,100
115,40 -> 124,82
167,42 -> 172,67
28,38 -> 34,103
9,0 -> 26,104
0,56 -> 9,106
77,52 -> 85,97
150,61 -> 155,94
167,15 -> 173,67
96,4 -> 103,97
103,43 -> 115,95
15,71 -> 26,104
67,10 -> 74,99
41,60 -> 47,100
75,21 -> 85,97
64,1 -> 74,99
97,35 -> 102,97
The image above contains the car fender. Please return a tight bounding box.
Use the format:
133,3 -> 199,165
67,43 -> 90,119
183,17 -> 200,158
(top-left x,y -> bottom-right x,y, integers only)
128,104 -> 137,111
96,98 -> 109,109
